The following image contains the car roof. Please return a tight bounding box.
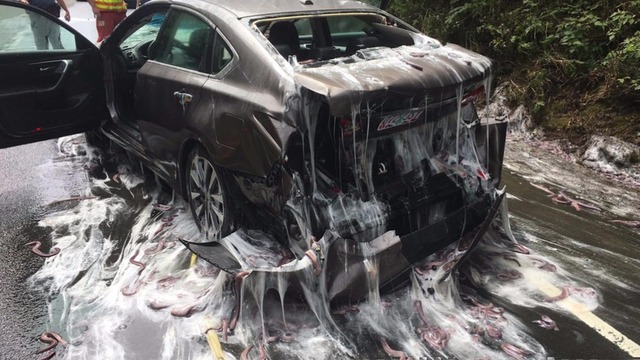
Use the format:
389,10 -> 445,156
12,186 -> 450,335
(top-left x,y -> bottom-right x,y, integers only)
184,0 -> 378,19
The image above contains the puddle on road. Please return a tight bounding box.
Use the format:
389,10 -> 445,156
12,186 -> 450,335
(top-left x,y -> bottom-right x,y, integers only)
26,135 -> 623,360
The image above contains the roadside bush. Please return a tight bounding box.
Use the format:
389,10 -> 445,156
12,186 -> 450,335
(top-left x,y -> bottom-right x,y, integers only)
388,0 -> 640,127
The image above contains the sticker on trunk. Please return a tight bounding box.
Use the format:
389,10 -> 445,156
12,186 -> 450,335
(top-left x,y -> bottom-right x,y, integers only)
377,110 -> 424,131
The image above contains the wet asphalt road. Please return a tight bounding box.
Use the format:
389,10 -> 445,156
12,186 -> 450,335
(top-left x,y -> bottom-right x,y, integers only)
0,140 -> 84,360
1,138 -> 639,359
497,171 -> 639,359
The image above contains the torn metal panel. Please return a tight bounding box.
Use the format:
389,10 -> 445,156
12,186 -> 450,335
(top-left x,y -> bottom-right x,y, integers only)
179,238 -> 242,275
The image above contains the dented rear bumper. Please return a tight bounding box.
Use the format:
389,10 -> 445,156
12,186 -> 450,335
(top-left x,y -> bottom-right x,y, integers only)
324,192 -> 502,304
182,192 -> 503,305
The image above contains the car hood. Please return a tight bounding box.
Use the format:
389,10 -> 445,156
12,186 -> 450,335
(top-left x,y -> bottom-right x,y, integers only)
293,42 -> 493,117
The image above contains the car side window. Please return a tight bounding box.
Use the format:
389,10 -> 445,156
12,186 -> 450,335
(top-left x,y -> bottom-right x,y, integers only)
212,32 -> 233,74
0,5 -> 77,52
294,18 -> 312,37
293,19 -> 313,50
154,11 -> 212,72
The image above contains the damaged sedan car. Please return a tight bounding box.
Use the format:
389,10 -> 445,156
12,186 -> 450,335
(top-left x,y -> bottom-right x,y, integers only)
0,0 -> 506,304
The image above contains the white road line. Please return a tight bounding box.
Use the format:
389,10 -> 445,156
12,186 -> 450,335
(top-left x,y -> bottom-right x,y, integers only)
190,254 -> 226,360
528,275 -> 640,357
204,318 -> 226,360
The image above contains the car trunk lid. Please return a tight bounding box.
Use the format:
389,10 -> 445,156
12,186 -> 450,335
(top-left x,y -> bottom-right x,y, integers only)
293,42 -> 493,118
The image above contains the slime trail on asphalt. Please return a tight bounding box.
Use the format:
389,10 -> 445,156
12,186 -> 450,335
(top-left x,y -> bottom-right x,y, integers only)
24,134 -> 638,359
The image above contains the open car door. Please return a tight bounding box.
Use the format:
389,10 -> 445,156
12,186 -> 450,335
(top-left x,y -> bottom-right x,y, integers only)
0,1 -> 106,149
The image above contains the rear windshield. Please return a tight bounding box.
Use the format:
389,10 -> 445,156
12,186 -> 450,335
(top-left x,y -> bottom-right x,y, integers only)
253,13 -> 417,63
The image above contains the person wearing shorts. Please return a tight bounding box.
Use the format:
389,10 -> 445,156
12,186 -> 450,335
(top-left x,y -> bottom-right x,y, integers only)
87,0 -> 126,42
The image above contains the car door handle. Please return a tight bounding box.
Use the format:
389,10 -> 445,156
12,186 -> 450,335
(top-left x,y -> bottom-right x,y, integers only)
174,91 -> 193,105
32,59 -> 72,95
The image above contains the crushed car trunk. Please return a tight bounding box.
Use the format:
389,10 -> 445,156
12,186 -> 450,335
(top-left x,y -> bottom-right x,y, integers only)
278,38 -> 507,302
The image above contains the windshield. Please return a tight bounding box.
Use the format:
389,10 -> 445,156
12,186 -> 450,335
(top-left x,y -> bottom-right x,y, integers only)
119,12 -> 166,50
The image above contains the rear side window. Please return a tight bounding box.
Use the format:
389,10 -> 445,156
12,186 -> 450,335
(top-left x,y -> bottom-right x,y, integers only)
154,11 -> 212,72
212,32 -> 233,74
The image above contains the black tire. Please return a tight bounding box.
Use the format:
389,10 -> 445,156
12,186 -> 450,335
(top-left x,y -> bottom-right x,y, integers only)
185,146 -> 232,241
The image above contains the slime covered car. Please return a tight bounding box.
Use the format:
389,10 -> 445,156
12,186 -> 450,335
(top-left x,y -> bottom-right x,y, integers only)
0,0 -> 506,304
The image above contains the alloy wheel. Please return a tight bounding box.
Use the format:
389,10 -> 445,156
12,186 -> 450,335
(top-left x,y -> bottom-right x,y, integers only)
187,151 -> 225,240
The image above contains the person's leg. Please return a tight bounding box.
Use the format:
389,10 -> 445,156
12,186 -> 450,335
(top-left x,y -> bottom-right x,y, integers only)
100,11 -> 126,41
96,13 -> 108,42
29,15 -> 49,50
48,22 -> 64,49
114,11 -> 126,28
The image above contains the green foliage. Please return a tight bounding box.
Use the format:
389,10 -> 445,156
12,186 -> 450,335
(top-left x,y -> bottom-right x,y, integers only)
387,0 -> 640,120
603,31 -> 640,92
